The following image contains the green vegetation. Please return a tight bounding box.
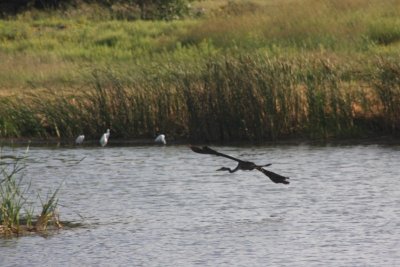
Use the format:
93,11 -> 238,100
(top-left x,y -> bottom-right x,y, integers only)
0,0 -> 195,20
0,0 -> 399,142
0,150 -> 62,236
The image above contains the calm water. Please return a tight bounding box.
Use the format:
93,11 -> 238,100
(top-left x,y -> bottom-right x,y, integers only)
0,143 -> 399,266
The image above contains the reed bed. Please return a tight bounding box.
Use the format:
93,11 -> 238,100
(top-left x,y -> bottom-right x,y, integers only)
372,58 -> 400,133
0,54 -> 398,142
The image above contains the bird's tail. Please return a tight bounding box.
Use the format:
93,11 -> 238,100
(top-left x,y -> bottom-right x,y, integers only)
258,168 -> 290,184
258,163 -> 272,167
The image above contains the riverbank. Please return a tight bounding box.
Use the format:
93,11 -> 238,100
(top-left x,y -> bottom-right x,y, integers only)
1,135 -> 399,148
0,0 -> 399,142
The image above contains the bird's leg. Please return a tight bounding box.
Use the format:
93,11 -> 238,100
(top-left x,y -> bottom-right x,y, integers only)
217,164 -> 240,173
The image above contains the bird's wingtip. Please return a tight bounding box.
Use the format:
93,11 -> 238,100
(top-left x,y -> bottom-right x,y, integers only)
189,145 -> 201,152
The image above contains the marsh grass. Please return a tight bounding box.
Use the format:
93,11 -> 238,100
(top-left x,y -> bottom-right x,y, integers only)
1,0 -> 399,90
0,0 -> 399,141
182,56 -> 369,142
0,150 -> 62,236
372,58 -> 400,133
0,155 -> 28,234
2,54 -> 398,142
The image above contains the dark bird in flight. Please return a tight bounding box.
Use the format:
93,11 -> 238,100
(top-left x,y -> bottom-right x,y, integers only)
190,146 -> 290,184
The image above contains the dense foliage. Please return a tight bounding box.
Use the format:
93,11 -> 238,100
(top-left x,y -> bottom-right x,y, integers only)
0,0 -> 194,19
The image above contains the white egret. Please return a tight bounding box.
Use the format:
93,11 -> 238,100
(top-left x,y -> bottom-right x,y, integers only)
100,129 -> 110,147
154,134 -> 166,145
75,134 -> 85,145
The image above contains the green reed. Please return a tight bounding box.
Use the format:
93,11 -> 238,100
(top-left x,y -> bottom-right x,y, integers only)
0,150 -> 62,236
181,56 -> 371,141
0,54 -> 399,142
0,98 -> 45,138
372,58 -> 400,134
0,156 -> 27,233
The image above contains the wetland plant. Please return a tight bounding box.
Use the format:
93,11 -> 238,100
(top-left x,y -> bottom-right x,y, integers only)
0,55 -> 399,142
372,58 -> 400,134
0,150 -> 62,236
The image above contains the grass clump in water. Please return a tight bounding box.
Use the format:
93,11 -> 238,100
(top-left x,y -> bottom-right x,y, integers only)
0,148 -> 62,237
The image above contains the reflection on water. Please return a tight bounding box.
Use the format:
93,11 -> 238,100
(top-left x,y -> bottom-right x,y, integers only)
0,144 -> 399,266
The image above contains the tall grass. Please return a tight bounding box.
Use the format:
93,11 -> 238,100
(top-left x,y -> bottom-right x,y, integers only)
372,58 -> 400,133
0,0 -> 399,141
0,150 -> 62,236
0,0 -> 399,90
0,54 -> 398,142
0,155 -> 28,234
182,56 -> 367,141
183,0 -> 400,52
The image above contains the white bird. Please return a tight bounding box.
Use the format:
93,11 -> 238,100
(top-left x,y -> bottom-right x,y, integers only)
75,134 -> 85,145
100,129 -> 110,147
154,134 -> 166,145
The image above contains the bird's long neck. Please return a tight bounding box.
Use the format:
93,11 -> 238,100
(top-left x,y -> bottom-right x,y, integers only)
230,165 -> 240,173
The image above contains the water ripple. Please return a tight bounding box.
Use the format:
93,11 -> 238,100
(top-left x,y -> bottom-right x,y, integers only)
0,144 -> 399,266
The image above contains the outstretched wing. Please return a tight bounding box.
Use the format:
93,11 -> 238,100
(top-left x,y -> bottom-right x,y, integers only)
257,167 -> 290,184
190,146 -> 242,163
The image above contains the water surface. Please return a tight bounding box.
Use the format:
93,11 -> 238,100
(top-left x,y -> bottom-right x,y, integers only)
0,144 -> 399,266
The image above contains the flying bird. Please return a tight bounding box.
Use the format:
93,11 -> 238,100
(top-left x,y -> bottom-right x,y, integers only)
100,129 -> 110,147
190,146 -> 289,184
154,134 -> 166,145
75,134 -> 85,145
